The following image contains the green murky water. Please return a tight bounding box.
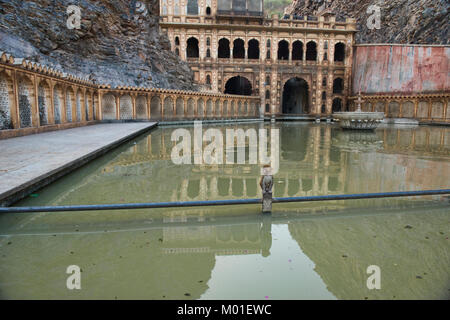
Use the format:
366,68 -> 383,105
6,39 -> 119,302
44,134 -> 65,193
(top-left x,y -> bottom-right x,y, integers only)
0,122 -> 449,299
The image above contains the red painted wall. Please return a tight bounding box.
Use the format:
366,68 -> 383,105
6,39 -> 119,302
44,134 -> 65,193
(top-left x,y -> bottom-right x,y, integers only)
352,45 -> 450,95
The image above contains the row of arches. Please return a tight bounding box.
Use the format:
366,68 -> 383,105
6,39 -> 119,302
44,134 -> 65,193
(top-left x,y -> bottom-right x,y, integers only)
186,37 -> 346,62
101,94 -> 259,121
360,100 -> 448,119
0,72 -> 96,130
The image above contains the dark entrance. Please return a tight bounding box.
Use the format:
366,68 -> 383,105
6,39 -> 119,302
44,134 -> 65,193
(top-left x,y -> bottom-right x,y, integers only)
225,76 -> 252,96
282,77 -> 309,114
186,37 -> 199,58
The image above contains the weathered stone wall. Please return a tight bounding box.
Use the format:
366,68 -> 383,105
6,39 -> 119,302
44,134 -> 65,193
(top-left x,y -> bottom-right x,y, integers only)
0,0 -> 196,90
352,45 -> 449,95
285,0 -> 449,45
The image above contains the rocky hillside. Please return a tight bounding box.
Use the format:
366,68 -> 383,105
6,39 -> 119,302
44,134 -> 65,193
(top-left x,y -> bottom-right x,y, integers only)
0,0 -> 196,90
285,0 -> 449,44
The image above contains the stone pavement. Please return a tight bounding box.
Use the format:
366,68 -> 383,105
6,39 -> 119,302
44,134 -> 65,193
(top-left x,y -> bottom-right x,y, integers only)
0,122 -> 157,206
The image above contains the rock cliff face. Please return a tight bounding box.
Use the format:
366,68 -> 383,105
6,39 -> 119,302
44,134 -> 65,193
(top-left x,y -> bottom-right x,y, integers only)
285,0 -> 449,44
0,0 -> 196,90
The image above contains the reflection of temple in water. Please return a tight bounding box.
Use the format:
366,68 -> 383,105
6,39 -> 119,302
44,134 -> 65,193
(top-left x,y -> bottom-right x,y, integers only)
41,123 -> 450,210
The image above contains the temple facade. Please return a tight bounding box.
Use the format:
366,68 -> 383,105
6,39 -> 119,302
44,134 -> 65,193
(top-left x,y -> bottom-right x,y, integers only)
159,0 -> 357,117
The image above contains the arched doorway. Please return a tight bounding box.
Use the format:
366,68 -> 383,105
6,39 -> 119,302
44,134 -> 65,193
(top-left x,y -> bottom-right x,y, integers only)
282,77 -> 309,114
332,98 -> 343,112
186,37 -> 199,58
224,76 -> 252,96
334,43 -> 345,62
248,39 -> 259,59
233,39 -> 245,59
218,38 -> 230,58
278,40 -> 289,60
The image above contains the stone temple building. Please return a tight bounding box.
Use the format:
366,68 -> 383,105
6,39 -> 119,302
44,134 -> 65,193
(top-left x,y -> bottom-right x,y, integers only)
159,0 -> 356,118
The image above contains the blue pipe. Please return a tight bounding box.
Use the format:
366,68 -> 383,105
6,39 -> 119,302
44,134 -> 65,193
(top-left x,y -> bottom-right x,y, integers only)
0,189 -> 448,214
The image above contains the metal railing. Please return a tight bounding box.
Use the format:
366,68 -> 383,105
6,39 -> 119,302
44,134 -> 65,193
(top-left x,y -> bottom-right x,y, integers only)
0,189 -> 448,214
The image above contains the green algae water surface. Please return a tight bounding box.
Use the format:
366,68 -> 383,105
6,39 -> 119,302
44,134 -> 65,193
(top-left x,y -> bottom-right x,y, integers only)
0,122 -> 449,299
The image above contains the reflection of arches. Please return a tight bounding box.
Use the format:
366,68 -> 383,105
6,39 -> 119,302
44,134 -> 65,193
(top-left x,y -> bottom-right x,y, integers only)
278,40 -> 289,60
333,78 -> 344,94
150,96 -> 161,120
218,38 -> 230,58
164,96 -> 174,120
248,39 -> 259,59
292,41 -> 303,60
120,95 -> 133,120
306,41 -> 317,61
53,85 -> 62,124
332,98 -> 343,112
0,72 -> 13,130
224,76 -> 252,96
282,77 -> 309,114
334,42 -> 345,62
136,95 -> 147,119
18,78 -> 34,127
38,81 -> 50,126
233,39 -> 245,59
102,93 -> 116,120
186,37 -> 199,58
187,0 -> 198,15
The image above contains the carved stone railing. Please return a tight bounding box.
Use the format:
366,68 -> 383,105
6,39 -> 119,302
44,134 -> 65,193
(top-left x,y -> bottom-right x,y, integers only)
0,51 -> 261,139
349,93 -> 450,124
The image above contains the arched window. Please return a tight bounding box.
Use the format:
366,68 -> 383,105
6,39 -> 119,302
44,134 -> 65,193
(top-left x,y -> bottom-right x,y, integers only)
322,77 -> 327,87
206,6 -> 211,15
248,39 -> 260,59
206,75 -> 211,85
333,78 -> 344,94
233,39 -> 245,59
206,37 -> 210,46
266,50 -> 271,59
186,37 -> 199,58
187,0 -> 198,15
265,104 -> 270,113
265,76 -> 270,85
292,41 -> 303,60
306,41 -> 317,61
265,90 -> 270,99
267,39 -> 271,48
175,37 -> 180,46
332,98 -> 343,112
334,43 -> 346,62
277,40 -> 289,60
175,48 -> 180,56
206,49 -> 211,58
322,91 -> 326,100
218,38 -> 230,58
